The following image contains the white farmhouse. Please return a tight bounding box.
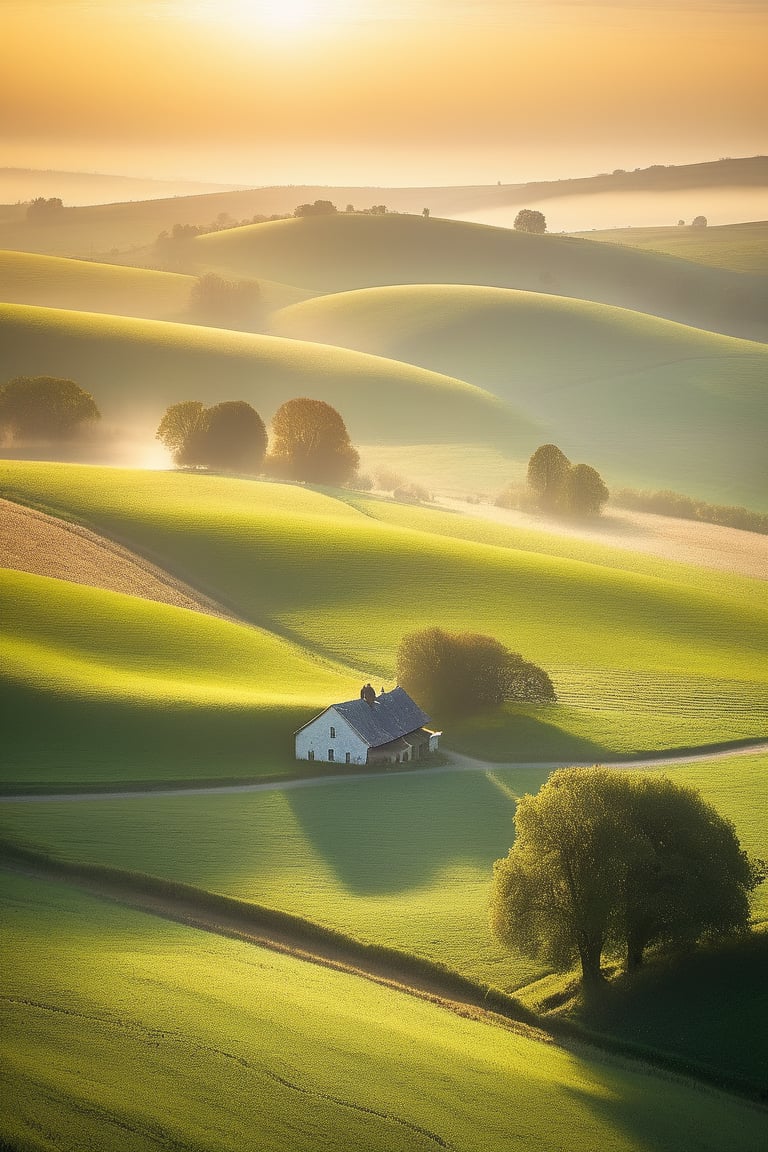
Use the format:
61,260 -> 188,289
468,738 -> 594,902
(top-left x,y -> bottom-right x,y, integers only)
295,685 -> 441,766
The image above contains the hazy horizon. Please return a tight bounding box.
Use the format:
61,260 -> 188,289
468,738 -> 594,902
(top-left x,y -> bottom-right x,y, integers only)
2,1 -> 766,188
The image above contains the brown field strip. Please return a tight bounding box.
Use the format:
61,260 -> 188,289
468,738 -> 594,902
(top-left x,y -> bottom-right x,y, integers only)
0,497 -> 230,618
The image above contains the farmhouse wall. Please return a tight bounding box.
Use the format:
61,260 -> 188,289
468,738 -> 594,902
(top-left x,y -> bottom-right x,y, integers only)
295,708 -> 368,765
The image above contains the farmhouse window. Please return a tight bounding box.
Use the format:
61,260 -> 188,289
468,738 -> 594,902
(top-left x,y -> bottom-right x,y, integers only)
328,749 -> 335,762
345,752 -> 351,764
330,726 -> 336,738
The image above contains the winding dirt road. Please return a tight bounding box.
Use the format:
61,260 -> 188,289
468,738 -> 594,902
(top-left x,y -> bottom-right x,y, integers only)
3,740 -> 766,804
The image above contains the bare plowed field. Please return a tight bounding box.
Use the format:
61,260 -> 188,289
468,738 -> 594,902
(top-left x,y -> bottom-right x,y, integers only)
0,497 -> 228,618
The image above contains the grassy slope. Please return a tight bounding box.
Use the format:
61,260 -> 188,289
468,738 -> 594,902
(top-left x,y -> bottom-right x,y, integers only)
0,248 -> 306,323
273,284 -> 768,506
1,566 -> 358,783
572,221 -> 768,273
0,249 -> 193,321
0,302 -> 526,447
3,752 -> 765,1088
5,875 -> 765,1152
194,213 -> 768,343
1,464 -> 766,779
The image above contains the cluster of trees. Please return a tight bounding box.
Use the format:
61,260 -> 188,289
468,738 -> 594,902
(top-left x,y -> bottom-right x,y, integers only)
188,273 -> 262,329
612,487 -> 768,536
514,209 -> 547,234
153,212 -> 290,261
396,627 -> 556,714
527,444 -> 609,517
156,400 -> 267,472
0,376 -> 100,442
296,200 -> 391,217
491,767 -> 764,987
497,445 -> 609,518
156,396 -> 359,484
26,196 -> 64,221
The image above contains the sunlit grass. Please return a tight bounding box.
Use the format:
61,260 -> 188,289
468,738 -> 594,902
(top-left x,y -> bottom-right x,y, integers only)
2,872 -> 765,1152
2,462 -> 765,779
0,249 -> 192,320
4,754 -> 765,988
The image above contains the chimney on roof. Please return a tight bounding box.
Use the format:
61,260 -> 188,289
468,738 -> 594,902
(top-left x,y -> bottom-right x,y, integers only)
361,683 -> 376,707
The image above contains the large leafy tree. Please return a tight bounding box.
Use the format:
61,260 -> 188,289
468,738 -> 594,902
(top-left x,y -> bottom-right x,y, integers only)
396,627 -> 555,714
268,398 -> 359,485
490,768 -> 762,988
0,376 -> 100,441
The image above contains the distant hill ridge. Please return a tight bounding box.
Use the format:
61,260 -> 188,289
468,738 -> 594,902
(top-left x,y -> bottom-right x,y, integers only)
0,156 -> 765,256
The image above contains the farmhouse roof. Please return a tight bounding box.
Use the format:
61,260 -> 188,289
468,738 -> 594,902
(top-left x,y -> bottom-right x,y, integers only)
297,687 -> 432,749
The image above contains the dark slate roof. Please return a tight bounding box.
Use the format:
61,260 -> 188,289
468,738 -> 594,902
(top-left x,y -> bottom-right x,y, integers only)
332,687 -> 431,748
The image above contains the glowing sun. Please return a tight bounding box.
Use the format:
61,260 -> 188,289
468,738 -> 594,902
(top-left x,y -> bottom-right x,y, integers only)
198,0 -> 348,34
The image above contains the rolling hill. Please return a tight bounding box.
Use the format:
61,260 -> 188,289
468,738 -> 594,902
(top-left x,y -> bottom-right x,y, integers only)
0,248 -> 310,324
272,284 -> 768,507
0,249 -> 193,321
571,220 -> 768,273
2,465 -> 765,784
194,213 -> 768,343
0,302 -> 528,448
1,564 -> 358,783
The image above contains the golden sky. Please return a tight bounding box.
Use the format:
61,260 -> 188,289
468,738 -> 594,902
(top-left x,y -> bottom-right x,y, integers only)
1,1 -> 767,184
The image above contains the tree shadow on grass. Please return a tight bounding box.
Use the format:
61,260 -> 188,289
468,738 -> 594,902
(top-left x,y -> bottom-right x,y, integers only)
572,934 -> 768,1097
560,1063 -> 765,1152
447,708 -> 617,765
286,768 -> 518,895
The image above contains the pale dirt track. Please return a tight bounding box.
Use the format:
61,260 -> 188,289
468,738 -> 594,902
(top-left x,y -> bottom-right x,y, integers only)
436,497 -> 768,581
2,741 -> 767,804
0,497 -> 232,618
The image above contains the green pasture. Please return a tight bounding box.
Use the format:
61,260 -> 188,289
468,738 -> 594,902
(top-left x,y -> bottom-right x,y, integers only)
0,302 -> 526,448
2,464 -> 766,776
572,221 -> 768,273
4,753 -> 765,983
0,566 -> 358,784
3,753 -> 765,1089
4,875 -> 765,1152
194,213 -> 768,342
274,284 -> 768,505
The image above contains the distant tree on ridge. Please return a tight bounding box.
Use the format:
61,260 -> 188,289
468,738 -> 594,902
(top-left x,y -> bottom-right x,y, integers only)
514,208 -> 547,234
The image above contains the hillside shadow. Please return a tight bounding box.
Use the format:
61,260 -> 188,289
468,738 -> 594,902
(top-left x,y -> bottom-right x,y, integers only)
286,769 -> 517,895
